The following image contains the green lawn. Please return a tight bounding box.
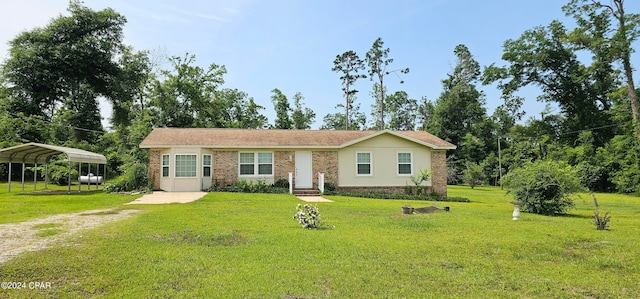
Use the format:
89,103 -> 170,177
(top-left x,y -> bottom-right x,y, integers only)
0,182 -> 140,224
1,186 -> 639,298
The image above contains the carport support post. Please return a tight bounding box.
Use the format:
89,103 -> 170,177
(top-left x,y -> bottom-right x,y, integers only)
67,161 -> 71,194
44,163 -> 48,190
34,163 -> 37,191
7,162 -> 11,192
21,162 -> 25,192
78,163 -> 81,192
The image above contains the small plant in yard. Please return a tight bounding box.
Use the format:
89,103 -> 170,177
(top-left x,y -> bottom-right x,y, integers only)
591,193 -> 611,230
409,168 -> 431,195
293,204 -> 321,229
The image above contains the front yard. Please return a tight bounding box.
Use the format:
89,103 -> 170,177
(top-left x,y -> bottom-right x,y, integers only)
1,186 -> 639,298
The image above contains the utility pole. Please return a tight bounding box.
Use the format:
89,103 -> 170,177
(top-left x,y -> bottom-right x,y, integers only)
498,135 -> 503,190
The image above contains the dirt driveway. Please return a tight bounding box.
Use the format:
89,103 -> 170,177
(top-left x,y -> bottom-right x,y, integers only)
0,209 -> 140,264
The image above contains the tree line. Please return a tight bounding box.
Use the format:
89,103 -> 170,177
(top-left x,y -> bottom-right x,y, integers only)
1,0 -> 639,194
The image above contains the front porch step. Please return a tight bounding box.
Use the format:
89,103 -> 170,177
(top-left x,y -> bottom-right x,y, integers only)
294,188 -> 321,196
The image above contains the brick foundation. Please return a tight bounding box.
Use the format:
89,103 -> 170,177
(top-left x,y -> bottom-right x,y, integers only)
337,186 -> 434,194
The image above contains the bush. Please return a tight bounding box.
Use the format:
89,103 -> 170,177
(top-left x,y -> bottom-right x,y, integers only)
47,161 -> 79,185
293,204 -> 321,229
323,181 -> 336,192
208,180 -> 289,194
274,178 -> 289,188
503,160 -> 582,215
105,162 -> 150,192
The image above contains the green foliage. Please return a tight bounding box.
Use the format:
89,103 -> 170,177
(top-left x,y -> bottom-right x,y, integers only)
503,160 -> 582,215
291,92 -> 316,129
209,180 -> 288,194
332,50 -> 367,130
273,178 -> 290,188
409,168 -> 432,195
293,203 -> 321,229
104,162 -> 150,193
464,162 -> 484,189
47,160 -> 79,185
270,88 -> 293,129
591,193 -> 611,230
323,181 -> 336,192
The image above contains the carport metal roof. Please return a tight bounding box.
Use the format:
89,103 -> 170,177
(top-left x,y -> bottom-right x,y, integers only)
0,142 -> 107,164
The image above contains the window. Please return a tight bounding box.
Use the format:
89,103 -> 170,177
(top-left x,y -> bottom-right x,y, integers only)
162,155 -> 170,177
175,154 -> 197,177
397,152 -> 412,175
239,153 -> 255,175
356,152 -> 372,175
258,153 -> 273,175
203,154 -> 211,177
239,152 -> 273,176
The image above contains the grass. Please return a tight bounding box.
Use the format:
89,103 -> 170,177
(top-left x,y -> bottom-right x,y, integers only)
0,182 -> 141,224
1,185 -> 639,298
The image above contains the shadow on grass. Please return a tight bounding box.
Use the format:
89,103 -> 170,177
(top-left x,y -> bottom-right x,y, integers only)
19,190 -> 105,197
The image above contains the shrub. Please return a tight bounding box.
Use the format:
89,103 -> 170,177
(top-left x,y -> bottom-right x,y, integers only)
410,169 -> 432,195
273,178 -> 289,188
47,161 -> 79,185
105,162 -> 150,192
323,181 -> 336,192
208,180 -> 288,194
293,204 -> 321,229
503,160 -> 582,215
463,162 -> 483,189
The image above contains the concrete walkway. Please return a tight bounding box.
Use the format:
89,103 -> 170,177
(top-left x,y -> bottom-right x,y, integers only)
296,196 -> 334,203
125,191 -> 207,205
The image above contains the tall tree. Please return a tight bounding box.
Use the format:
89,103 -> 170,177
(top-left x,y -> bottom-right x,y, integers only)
484,21 -> 615,146
270,88 -> 292,129
320,94 -> 367,130
428,44 -> 486,147
371,90 -> 417,130
365,37 -> 409,130
216,88 -> 268,129
150,53 -> 226,128
564,0 -> 640,139
332,50 -> 366,130
291,92 -> 316,129
2,0 -> 126,125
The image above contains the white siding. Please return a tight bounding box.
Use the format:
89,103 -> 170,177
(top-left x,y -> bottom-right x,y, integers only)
338,134 -> 432,187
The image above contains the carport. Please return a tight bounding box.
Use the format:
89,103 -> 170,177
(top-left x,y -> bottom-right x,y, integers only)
0,142 -> 107,193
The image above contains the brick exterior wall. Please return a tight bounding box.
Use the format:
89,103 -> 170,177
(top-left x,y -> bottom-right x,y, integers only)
274,151 -> 295,185
213,151 -> 238,186
149,149 -> 161,190
430,150 -> 447,196
312,151 -> 338,189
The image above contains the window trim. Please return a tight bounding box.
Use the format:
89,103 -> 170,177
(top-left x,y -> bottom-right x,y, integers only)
238,152 -> 274,177
202,154 -> 212,178
355,151 -> 373,176
174,154 -> 198,178
161,154 -> 170,178
397,151 -> 413,176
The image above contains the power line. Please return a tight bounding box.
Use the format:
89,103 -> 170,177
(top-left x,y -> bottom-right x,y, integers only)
3,111 -> 106,134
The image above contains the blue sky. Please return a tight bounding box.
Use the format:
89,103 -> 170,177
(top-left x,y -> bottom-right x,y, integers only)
2,0 -> 640,129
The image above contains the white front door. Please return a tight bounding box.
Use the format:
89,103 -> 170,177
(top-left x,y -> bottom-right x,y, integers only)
295,151 -> 312,188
